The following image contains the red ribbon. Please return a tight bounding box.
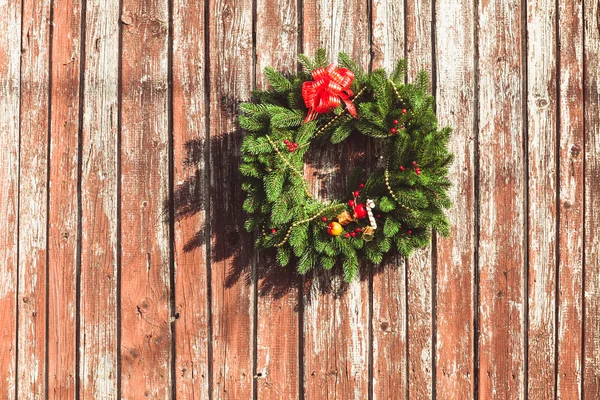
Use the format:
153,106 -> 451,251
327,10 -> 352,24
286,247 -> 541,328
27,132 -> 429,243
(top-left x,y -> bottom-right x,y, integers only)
302,63 -> 358,123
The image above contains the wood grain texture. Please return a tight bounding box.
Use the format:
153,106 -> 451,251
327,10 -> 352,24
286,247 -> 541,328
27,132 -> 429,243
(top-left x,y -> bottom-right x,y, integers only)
120,0 -> 172,397
526,0 -> 557,398
0,0 -> 21,398
477,0 -> 526,398
78,0 -> 120,397
583,0 -> 600,395
172,0 -> 209,397
556,0 -> 584,398
405,0 -> 434,396
18,0 -> 52,397
370,0 -> 404,72
370,4 -> 407,398
207,0 -> 254,398
47,0 -> 82,397
433,0 -> 476,396
301,1 -> 371,399
254,0 -> 300,398
371,259 -> 407,399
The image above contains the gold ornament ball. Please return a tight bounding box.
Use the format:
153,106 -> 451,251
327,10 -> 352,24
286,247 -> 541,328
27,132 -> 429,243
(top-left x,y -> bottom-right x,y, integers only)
327,221 -> 343,236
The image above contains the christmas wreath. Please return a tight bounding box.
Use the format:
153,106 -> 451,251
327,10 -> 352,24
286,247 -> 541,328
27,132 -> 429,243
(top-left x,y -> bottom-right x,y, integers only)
239,49 -> 453,281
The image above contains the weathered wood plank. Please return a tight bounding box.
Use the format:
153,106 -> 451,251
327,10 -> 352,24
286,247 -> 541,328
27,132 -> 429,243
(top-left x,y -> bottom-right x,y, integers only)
526,0 -> 558,398
0,0 -> 21,398
302,1 -> 371,399
78,0 -> 120,397
47,0 -> 82,397
207,0 -> 254,398
477,0 -> 526,397
370,3 -> 407,398
556,0 -> 584,397
371,259 -> 407,399
17,0 -> 52,397
172,0 -> 209,397
254,1 -> 300,398
433,0 -> 476,396
405,0 -> 434,396
583,0 -> 600,395
120,0 -> 172,397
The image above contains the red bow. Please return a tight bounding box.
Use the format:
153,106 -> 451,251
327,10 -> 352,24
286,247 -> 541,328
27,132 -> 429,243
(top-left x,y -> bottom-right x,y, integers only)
302,63 -> 358,123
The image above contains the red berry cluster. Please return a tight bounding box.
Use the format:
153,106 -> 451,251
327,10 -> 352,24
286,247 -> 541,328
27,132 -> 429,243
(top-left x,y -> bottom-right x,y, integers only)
399,161 -> 421,175
390,110 -> 407,135
283,139 -> 298,152
345,227 -> 363,238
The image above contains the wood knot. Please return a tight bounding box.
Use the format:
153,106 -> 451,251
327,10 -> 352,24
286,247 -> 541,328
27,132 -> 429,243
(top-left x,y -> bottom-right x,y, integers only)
571,144 -> 581,158
380,321 -> 389,331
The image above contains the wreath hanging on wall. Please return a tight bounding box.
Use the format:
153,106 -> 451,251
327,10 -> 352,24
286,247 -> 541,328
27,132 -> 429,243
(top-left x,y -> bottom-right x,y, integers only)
239,49 -> 453,282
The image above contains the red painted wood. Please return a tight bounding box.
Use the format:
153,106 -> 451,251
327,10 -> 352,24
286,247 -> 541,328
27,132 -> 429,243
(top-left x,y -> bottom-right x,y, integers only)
526,0 -> 558,397
477,0 -> 526,397
556,0 -> 584,397
78,0 -> 120,397
18,0 -> 52,396
207,0 -> 255,397
370,3 -> 407,398
120,0 -> 173,397
301,1 -> 371,399
172,0 -> 210,398
254,0 -> 301,397
583,0 -> 600,395
47,0 -> 82,397
0,0 -> 21,397
405,0 -> 434,396
433,0 -> 476,395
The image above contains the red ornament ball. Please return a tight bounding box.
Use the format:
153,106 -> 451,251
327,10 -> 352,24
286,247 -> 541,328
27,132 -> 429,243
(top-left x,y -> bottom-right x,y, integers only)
353,203 -> 368,219
348,200 -> 355,207
271,229 -> 277,234
390,127 -> 397,134
351,232 -> 356,237
356,227 -> 362,233
393,119 -> 399,125
321,216 -> 328,222
399,166 -> 405,171
345,233 -> 351,238
407,230 -> 412,235
402,108 -> 407,114
353,190 -> 360,197
359,183 -> 365,189
412,161 -> 417,166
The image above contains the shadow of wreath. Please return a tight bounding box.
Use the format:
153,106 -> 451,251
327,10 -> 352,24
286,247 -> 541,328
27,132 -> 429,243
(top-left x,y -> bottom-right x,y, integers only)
165,95 -> 399,310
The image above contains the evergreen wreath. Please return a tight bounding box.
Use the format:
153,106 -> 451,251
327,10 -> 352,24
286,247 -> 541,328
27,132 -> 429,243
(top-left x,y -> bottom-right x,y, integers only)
239,49 -> 453,282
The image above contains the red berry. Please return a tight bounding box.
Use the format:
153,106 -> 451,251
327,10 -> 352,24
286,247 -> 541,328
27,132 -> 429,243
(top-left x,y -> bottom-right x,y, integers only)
402,108 -> 407,114
399,166 -> 405,171
376,214 -> 381,218
322,217 -> 328,222
390,127 -> 397,134
412,161 -> 417,166
289,148 -> 294,152
351,232 -> 356,237
284,139 -> 289,144
407,230 -> 412,235
345,233 -> 351,238
353,191 -> 360,197
359,183 -> 365,189
393,119 -> 399,125
271,229 -> 277,234
356,228 -> 362,233
416,170 -> 421,175
348,200 -> 355,207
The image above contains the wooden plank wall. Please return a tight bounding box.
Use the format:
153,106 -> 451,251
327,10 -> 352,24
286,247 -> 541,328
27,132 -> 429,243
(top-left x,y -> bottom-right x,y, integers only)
0,0 -> 598,398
